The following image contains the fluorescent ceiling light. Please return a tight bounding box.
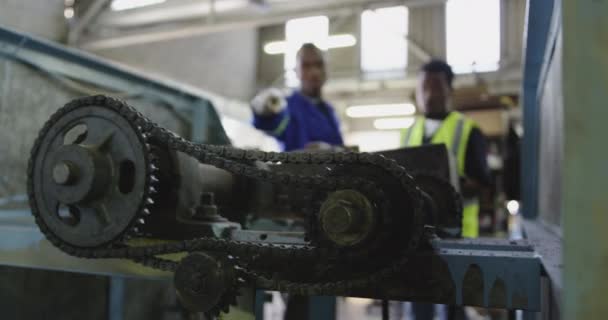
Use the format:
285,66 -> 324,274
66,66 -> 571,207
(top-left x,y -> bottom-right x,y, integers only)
373,117 -> 415,130
319,34 -> 357,50
263,34 -> 357,55
111,0 -> 166,11
264,41 -> 288,55
346,103 -> 415,118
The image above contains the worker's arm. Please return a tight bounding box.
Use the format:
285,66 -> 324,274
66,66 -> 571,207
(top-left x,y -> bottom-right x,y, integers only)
462,128 -> 492,196
251,88 -> 291,138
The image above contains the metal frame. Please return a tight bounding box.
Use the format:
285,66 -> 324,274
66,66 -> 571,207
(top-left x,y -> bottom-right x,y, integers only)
520,0 -> 563,318
0,215 -> 542,311
230,230 -> 542,311
520,0 -> 555,220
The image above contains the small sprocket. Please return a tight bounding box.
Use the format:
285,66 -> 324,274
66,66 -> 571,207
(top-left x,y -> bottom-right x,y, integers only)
174,252 -> 240,318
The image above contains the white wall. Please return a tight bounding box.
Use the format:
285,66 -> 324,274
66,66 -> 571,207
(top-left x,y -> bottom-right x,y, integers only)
92,29 -> 259,101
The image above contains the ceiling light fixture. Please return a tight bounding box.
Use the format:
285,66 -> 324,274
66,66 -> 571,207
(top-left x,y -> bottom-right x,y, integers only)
110,0 -> 166,11
346,103 -> 416,118
373,117 -> 415,130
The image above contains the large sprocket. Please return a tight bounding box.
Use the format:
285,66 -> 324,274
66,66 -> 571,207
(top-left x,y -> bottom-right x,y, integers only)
27,96 -> 157,250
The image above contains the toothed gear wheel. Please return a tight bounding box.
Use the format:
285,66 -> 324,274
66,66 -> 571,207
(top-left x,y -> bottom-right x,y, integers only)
174,252 -> 240,317
27,96 -> 156,249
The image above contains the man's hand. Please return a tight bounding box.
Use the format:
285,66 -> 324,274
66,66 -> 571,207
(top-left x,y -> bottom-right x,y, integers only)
250,88 -> 287,116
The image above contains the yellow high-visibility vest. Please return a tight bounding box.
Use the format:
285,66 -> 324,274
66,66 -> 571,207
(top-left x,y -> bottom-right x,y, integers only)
400,111 -> 480,238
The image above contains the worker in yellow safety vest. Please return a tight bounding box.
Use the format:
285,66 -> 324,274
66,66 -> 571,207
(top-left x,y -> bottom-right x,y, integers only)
401,60 -> 491,238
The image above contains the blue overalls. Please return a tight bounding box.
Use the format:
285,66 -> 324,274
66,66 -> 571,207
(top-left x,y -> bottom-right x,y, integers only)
253,91 -> 343,151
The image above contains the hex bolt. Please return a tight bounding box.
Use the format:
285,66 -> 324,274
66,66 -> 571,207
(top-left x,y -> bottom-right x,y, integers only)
321,200 -> 359,235
190,192 -> 228,222
318,190 -> 375,248
322,201 -> 353,233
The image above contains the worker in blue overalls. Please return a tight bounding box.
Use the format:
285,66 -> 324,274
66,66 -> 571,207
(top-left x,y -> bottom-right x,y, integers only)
251,43 -> 342,320
251,43 -> 343,151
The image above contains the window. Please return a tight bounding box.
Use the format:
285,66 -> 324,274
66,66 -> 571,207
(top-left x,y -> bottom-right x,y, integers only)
446,0 -> 500,73
284,16 -> 329,87
361,6 -> 409,75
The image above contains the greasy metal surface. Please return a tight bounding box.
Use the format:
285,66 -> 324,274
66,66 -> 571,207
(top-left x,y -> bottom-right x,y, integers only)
229,230 -> 306,245
434,238 -> 534,252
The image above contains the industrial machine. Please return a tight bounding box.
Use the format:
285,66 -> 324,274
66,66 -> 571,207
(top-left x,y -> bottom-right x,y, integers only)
27,95 -> 540,319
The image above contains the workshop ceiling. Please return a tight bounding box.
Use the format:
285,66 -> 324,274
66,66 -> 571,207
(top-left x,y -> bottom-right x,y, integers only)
74,0 -> 445,49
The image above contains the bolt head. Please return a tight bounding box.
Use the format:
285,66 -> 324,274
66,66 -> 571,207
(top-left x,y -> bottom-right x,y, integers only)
322,202 -> 354,234
53,161 -> 75,185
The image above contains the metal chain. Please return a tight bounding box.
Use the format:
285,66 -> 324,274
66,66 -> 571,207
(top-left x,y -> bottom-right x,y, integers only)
29,95 -> 426,295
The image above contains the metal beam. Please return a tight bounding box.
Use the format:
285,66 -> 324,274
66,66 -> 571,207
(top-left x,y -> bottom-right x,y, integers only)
81,0 -> 446,50
521,0 -> 555,219
405,35 -> 432,61
95,0 -> 442,28
68,0 -> 112,46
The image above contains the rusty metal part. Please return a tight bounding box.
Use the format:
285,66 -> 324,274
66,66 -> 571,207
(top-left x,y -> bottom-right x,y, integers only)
318,190 -> 375,247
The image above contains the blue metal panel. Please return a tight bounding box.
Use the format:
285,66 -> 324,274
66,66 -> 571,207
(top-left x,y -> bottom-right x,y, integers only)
309,296 -> 336,320
109,278 -> 126,320
255,290 -> 266,319
521,0 -> 555,219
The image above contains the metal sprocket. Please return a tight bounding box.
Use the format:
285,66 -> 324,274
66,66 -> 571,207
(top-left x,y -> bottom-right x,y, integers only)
27,96 -> 156,249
